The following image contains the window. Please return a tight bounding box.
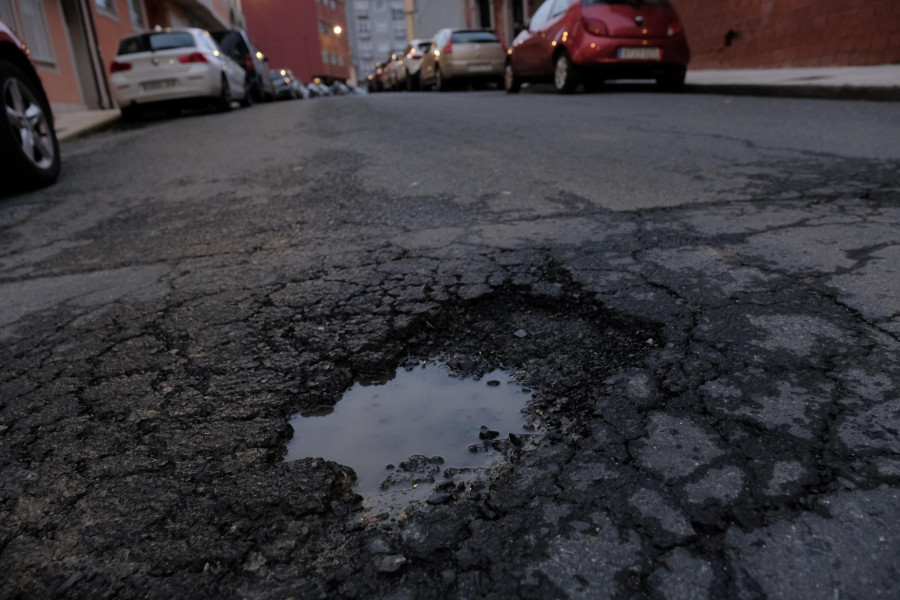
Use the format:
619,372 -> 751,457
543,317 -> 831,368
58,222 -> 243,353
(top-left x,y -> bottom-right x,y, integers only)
392,21 -> 405,38
95,0 -> 117,17
551,0 -> 571,16
0,0 -> 17,34
128,0 -> 144,28
451,30 -> 500,44
374,0 -> 384,10
528,0 -> 553,30
354,0 -> 367,11
18,0 -> 54,62
322,49 -> 329,63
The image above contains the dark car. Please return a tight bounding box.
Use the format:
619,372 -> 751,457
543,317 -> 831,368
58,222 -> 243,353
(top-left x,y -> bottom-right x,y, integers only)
211,28 -> 275,102
505,0 -> 690,94
0,19 -> 60,190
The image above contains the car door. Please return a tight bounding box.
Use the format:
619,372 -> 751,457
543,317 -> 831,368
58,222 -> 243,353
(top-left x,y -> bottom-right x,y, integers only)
420,29 -> 446,85
512,0 -> 553,76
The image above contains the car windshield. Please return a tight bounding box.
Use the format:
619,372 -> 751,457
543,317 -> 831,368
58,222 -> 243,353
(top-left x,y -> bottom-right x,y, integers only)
117,32 -> 195,55
417,41 -> 432,51
212,31 -> 247,55
582,0 -> 668,5
451,30 -> 500,44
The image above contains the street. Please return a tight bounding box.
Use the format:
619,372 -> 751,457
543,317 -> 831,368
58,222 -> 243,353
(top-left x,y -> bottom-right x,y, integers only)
2,89 -> 899,599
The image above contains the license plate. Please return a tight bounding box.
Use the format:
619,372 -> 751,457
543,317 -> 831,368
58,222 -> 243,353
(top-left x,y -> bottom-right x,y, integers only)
617,47 -> 661,60
467,64 -> 492,72
142,79 -> 178,91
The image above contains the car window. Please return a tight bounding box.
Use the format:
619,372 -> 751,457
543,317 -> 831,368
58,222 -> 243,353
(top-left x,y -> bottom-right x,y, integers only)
551,0 -> 571,16
451,30 -> 500,44
117,32 -> 196,55
212,30 -> 248,56
418,41 -> 432,52
582,0 -> 668,5
528,0 -> 554,30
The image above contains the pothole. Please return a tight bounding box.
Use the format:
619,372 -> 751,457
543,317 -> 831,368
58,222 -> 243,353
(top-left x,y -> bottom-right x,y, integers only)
285,359 -> 537,512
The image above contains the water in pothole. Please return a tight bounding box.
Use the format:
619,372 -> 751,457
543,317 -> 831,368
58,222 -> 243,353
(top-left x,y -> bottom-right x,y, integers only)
285,360 -> 535,510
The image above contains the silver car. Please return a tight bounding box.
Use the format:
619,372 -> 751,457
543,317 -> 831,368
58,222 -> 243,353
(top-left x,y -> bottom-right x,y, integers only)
419,29 -> 506,91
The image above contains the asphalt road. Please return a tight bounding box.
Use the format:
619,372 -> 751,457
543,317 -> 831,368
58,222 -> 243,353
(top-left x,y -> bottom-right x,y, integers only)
2,89 -> 899,599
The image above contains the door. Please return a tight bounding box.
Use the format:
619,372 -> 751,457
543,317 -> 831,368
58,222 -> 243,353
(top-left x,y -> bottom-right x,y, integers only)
60,0 -> 102,109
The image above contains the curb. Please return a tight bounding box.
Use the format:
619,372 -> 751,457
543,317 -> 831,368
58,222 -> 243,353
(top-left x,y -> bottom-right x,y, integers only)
684,84 -> 900,102
56,112 -> 122,142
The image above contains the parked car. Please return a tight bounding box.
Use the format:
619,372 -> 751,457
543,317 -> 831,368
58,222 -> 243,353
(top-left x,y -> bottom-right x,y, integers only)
419,29 -> 506,91
382,53 -> 404,91
399,39 -> 433,91
211,28 -> 275,103
367,63 -> 385,92
505,0 -> 690,94
110,28 -> 250,120
332,81 -> 350,95
270,68 -> 302,100
0,19 -> 60,190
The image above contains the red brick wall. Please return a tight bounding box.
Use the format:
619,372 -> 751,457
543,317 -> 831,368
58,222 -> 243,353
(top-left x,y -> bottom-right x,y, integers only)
672,0 -> 900,69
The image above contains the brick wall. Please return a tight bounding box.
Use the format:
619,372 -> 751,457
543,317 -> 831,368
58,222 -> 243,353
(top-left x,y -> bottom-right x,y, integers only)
672,0 -> 900,69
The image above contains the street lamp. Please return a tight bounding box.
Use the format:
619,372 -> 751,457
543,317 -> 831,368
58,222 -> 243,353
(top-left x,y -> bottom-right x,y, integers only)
333,25 -> 342,35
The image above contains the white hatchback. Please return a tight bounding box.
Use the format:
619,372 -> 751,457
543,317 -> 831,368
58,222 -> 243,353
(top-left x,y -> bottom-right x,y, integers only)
110,28 -> 249,119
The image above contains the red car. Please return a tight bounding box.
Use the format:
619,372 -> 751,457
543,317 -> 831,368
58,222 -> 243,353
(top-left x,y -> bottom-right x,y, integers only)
505,0 -> 690,94
0,19 -> 60,190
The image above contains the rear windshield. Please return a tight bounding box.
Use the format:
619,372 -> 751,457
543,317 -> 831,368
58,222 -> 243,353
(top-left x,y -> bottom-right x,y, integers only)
451,30 -> 500,44
117,32 -> 195,55
417,41 -> 432,51
582,0 -> 668,5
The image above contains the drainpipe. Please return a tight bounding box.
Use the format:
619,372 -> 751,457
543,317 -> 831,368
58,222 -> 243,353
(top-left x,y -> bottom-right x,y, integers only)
80,0 -> 113,108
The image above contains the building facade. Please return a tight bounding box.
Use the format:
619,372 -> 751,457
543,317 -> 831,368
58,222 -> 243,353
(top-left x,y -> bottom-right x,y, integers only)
345,0 -> 407,82
242,0 -> 350,86
461,0 -> 900,70
1,0 -> 241,112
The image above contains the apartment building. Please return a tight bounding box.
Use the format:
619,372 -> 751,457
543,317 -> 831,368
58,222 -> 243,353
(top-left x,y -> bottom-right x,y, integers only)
242,0 -> 350,85
344,0 -> 406,81
1,0 -> 242,112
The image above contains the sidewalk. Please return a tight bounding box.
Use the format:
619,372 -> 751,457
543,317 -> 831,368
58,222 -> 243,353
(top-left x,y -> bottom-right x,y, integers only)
53,65 -> 899,141
685,64 -> 900,102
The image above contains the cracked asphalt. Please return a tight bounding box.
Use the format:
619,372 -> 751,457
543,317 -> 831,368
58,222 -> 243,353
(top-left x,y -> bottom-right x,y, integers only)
1,90 -> 899,599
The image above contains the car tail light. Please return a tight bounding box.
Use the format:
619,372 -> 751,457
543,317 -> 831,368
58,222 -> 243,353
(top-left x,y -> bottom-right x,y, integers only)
178,52 -> 209,64
110,60 -> 132,73
667,20 -> 683,36
244,53 -> 255,71
582,17 -> 609,37
442,38 -> 452,55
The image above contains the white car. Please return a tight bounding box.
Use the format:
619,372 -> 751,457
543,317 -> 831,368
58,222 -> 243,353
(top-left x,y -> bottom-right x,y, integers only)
110,27 -> 250,120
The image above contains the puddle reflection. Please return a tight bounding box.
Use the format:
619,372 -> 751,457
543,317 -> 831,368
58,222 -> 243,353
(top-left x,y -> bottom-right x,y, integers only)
285,361 -> 532,495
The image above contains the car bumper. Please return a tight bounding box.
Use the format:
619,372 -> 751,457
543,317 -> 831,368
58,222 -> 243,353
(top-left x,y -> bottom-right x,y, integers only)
445,58 -> 505,79
568,33 -> 690,74
112,68 -> 219,106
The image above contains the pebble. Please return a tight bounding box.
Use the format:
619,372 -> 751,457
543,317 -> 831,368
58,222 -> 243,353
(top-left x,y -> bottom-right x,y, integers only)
368,538 -> 391,554
514,329 -> 527,338
377,555 -> 407,574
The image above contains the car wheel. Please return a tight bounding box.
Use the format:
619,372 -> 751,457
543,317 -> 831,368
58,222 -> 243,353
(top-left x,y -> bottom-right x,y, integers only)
217,75 -> 233,111
656,67 -> 686,92
239,80 -> 254,107
554,52 -> 579,94
0,61 -> 60,190
435,67 -> 449,92
504,62 -> 521,94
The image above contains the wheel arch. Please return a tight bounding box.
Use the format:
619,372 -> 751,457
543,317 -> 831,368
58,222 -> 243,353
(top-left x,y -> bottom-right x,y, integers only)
0,42 -> 52,122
